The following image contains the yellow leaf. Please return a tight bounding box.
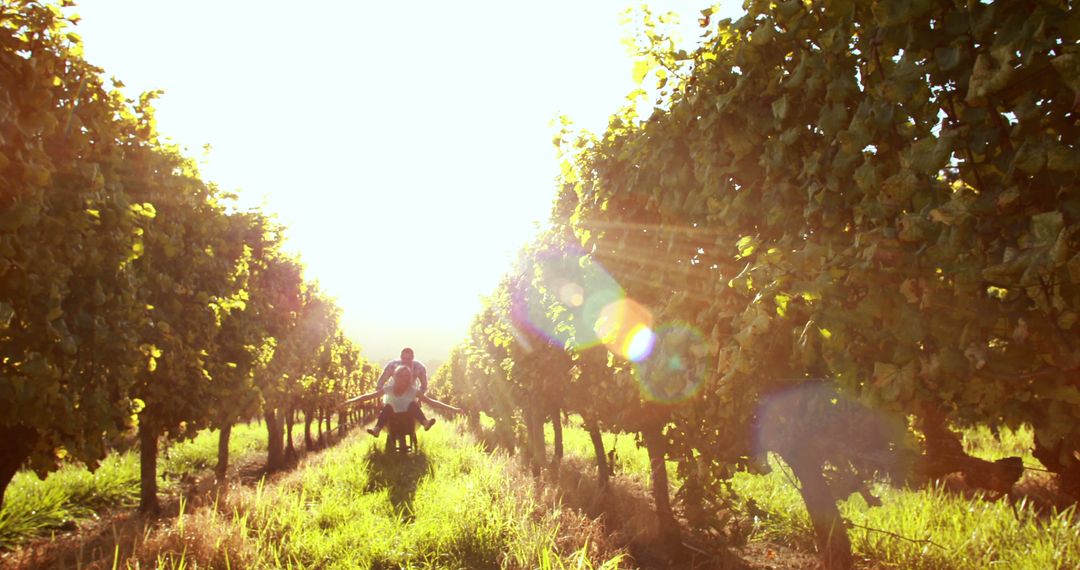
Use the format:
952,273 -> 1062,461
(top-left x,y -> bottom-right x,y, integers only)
632,57 -> 655,85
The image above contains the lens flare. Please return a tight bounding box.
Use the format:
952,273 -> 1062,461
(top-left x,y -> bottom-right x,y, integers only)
559,282 -> 585,307
518,246 -> 627,350
755,384 -> 911,480
623,324 -> 657,362
594,297 -> 654,361
632,322 -> 709,403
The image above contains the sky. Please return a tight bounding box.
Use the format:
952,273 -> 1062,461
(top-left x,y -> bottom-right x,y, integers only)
72,1 -> 740,363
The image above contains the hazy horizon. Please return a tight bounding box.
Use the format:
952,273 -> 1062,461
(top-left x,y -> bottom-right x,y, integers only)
71,1 -> 738,363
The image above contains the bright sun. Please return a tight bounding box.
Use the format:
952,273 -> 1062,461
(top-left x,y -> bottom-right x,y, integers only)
71,0 -> 735,361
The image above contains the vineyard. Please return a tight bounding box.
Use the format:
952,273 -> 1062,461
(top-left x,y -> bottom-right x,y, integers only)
433,0 -> 1080,568
2,0 -> 1080,568
0,0 -> 383,518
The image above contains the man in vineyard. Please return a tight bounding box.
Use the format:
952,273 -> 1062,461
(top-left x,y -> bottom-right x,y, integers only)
375,347 -> 428,394
347,364 -> 460,436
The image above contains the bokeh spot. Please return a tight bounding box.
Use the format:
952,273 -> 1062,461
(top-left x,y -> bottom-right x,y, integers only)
633,322 -> 709,402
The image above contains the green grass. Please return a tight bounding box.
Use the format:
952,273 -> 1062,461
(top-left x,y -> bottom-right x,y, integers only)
546,420 -> 655,485
8,414 -> 1076,569
0,421 -> 268,549
961,424 -> 1041,467
552,418 -> 1080,569
160,421 -> 267,480
728,455 -> 1080,569
0,452 -> 141,548
139,420 -> 627,569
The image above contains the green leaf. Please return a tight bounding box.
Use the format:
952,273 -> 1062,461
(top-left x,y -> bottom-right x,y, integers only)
1046,145 -> 1080,173
735,235 -> 756,259
905,132 -> 955,174
772,95 -> 789,120
1068,252 -> 1080,284
934,46 -> 961,71
1031,211 -> 1063,247
1012,141 -> 1047,175
0,302 -> 14,329
881,169 -> 919,203
750,22 -> 775,46
966,51 -> 1018,103
775,294 -> 790,317
930,194 -> 974,225
1050,49 -> 1080,93
46,305 -> 63,321
817,102 -> 848,135
872,0 -> 932,26
854,160 -> 878,192
1050,386 -> 1080,406
873,361 -> 898,383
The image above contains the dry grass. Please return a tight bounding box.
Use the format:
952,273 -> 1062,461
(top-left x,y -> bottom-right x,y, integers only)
1,420 -> 351,570
5,420 -> 633,570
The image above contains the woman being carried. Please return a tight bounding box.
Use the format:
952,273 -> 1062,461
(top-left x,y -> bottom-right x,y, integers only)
346,364 -> 460,436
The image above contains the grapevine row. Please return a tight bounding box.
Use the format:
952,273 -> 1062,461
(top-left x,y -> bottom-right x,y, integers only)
434,1 -> 1080,567
0,1 -> 374,514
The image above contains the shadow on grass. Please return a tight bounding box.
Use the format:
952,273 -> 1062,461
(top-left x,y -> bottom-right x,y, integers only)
363,447 -> 433,524
546,456 -> 753,570
0,423 -> 365,570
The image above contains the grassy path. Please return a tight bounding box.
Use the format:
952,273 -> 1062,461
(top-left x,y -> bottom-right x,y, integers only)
196,422 -> 625,569
5,417 -> 1079,569
3,420 -> 629,569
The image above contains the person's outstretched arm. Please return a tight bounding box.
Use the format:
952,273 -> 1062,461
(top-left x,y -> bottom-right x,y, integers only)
417,393 -> 462,414
344,389 -> 383,407
374,363 -> 395,392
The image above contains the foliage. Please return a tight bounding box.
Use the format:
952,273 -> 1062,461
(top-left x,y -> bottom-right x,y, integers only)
443,0 -> 1080,565
0,422 -> 267,548
1,0 -> 147,482
0,0 -> 370,512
